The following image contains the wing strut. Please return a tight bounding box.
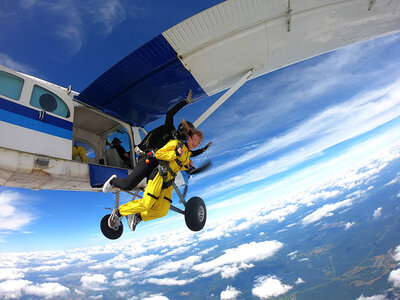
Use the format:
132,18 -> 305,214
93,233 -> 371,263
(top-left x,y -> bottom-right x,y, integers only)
193,68 -> 256,127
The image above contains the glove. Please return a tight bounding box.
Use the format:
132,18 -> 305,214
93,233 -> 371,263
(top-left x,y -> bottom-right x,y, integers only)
134,146 -> 144,156
202,141 -> 212,152
185,89 -> 194,104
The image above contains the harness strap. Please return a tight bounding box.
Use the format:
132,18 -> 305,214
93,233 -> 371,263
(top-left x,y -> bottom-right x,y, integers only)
162,180 -> 174,189
158,161 -> 177,179
164,196 -> 172,203
147,192 -> 158,200
175,158 -> 182,168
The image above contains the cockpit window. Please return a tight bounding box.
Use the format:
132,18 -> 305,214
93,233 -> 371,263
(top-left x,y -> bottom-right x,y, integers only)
30,85 -> 70,118
0,71 -> 24,100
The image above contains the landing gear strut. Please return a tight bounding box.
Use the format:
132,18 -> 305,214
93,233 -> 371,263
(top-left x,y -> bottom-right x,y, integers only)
100,183 -> 207,239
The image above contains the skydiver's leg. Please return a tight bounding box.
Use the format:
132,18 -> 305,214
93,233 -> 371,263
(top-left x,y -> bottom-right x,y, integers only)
140,187 -> 172,221
118,173 -> 163,216
72,146 -> 88,163
111,157 -> 157,190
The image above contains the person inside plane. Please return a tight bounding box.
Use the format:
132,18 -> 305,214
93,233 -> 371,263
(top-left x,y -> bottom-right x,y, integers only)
102,89 -> 211,192
108,123 -> 204,231
111,137 -> 131,168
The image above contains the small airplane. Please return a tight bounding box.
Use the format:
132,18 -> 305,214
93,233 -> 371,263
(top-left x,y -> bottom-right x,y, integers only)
0,0 -> 399,239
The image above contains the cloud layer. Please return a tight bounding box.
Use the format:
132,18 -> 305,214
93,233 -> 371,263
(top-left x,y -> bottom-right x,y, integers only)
0,138 -> 399,299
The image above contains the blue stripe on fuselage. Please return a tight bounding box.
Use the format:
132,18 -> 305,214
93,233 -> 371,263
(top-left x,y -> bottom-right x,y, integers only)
0,97 -> 72,140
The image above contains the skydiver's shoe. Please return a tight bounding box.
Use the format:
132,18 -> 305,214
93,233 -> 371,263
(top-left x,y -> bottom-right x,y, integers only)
102,174 -> 117,193
127,214 -> 142,231
108,209 -> 123,230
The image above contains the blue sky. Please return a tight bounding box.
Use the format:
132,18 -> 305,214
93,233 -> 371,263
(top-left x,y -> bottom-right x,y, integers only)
0,0 -> 400,257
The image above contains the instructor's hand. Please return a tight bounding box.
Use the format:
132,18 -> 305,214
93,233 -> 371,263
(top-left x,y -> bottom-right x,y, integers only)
203,141 -> 212,152
185,89 -> 194,104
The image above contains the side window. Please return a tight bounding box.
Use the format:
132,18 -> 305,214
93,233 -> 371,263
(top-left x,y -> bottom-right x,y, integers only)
0,71 -> 24,100
30,85 -> 70,118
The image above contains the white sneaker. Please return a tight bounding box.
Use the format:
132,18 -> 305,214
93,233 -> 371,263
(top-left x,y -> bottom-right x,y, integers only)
102,175 -> 117,193
108,209 -> 123,230
127,214 -> 142,231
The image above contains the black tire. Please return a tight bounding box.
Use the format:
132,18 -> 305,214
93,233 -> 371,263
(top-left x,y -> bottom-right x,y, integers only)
100,214 -> 123,240
184,197 -> 206,231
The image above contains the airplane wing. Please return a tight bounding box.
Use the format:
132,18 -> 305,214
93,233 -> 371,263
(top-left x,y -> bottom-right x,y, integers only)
76,0 -> 400,127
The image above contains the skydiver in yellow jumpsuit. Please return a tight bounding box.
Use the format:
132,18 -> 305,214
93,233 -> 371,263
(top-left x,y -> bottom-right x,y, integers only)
108,122 -> 203,231
72,145 -> 88,162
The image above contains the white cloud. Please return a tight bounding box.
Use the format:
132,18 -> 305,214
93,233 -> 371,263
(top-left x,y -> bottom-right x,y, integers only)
111,279 -> 131,287
0,54 -> 34,74
295,277 -> 305,285
0,279 -> 31,299
0,268 -> 26,281
193,241 -> 283,275
388,268 -> 400,288
80,274 -> 107,291
345,222 -> 356,230
141,294 -> 169,300
356,295 -> 387,300
90,253 -> 161,272
148,255 -> 201,277
113,271 -> 126,280
302,199 -> 353,225
29,263 -> 69,272
287,251 -> 298,260
127,254 -> 162,272
198,245 -> 218,255
0,191 -> 37,232
220,285 -> 241,300
24,282 -> 70,299
252,276 -> 292,299
15,0 -> 127,55
87,0 -> 126,35
144,277 -> 194,286
74,288 -> 85,296
393,245 -> 400,262
299,258 -> 309,262
165,246 -> 191,256
221,263 -> 254,279
373,207 -> 383,219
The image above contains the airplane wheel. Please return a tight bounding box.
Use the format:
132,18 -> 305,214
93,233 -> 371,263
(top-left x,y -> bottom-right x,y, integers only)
184,197 -> 206,231
100,214 -> 123,240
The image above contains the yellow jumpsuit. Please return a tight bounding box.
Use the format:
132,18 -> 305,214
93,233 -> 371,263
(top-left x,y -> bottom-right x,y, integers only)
72,145 -> 88,162
118,139 -> 191,221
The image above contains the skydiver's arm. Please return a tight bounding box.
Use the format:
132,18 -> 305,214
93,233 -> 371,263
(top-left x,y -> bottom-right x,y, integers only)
164,90 -> 193,129
191,141 -> 212,157
165,101 -> 187,129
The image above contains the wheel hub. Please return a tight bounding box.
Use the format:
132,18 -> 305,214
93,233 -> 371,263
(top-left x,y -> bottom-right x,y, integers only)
198,206 -> 205,222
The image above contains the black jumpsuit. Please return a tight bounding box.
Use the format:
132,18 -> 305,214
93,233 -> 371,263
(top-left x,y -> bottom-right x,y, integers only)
110,100 -> 189,190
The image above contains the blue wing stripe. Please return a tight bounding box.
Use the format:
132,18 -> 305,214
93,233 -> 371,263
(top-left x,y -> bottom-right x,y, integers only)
76,34 -> 207,127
